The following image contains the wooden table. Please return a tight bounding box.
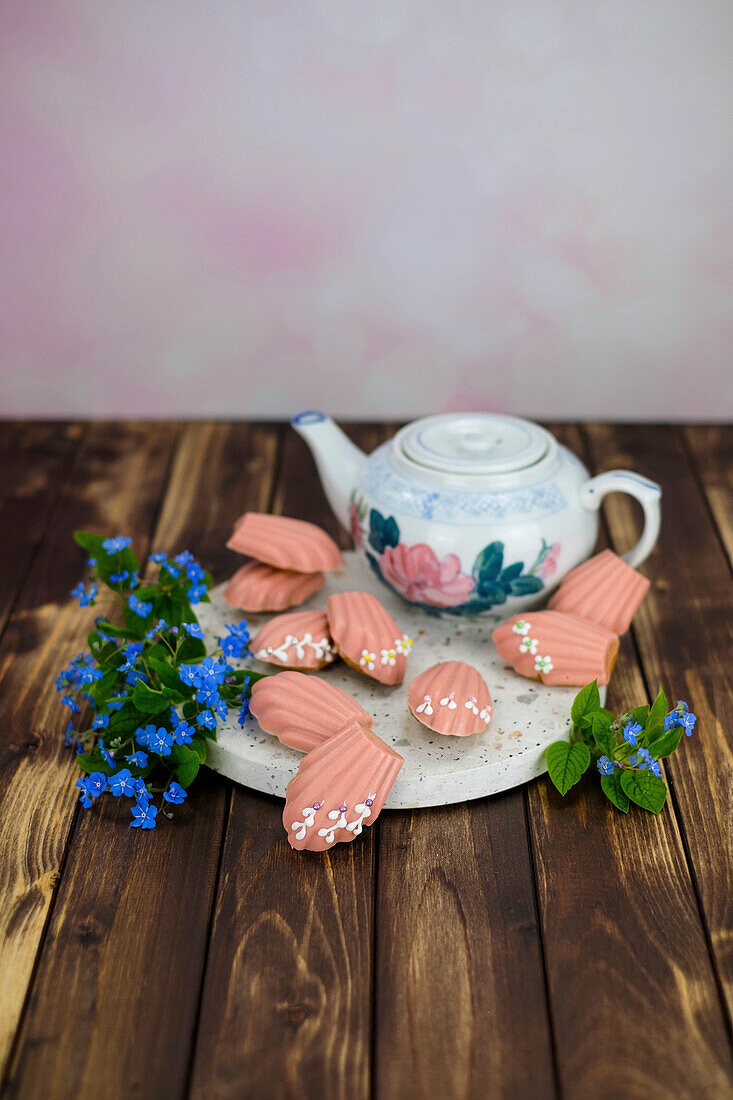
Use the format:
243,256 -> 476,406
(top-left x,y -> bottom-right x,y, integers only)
1,421 -> 732,1100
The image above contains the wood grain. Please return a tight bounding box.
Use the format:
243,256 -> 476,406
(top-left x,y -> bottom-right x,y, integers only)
5,423 -> 282,1100
375,793 -> 556,1099
0,422 -> 178,1082
682,425 -> 733,571
525,424 -> 733,1099
366,425 -> 554,1099
0,421 -> 84,636
530,635 -> 733,1099
582,423 -> 733,1029
189,425 -> 391,1100
372,412 -> 557,1096
1,420 -> 731,1100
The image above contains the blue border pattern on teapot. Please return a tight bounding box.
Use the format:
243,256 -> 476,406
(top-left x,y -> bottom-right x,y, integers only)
362,442 -> 569,525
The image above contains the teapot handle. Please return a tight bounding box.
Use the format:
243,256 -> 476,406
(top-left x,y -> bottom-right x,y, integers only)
579,471 -> 662,569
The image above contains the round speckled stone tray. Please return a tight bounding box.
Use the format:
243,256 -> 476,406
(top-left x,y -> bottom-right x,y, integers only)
197,553 -> 606,809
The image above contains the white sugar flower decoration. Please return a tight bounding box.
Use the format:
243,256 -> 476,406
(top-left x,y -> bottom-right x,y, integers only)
512,620 -> 531,635
395,635 -> 413,655
360,649 -> 376,670
534,655 -> 553,674
479,705 -> 492,722
292,803 -> 319,841
464,695 -> 479,716
310,636 -> 333,661
381,648 -> 397,666
440,691 -> 457,710
416,694 -> 433,715
317,804 -> 348,843
519,636 -> 538,655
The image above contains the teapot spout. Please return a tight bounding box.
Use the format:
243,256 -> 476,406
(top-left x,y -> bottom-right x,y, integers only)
291,411 -> 367,530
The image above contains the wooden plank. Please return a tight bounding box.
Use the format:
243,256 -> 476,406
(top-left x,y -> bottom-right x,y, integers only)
0,421 -> 85,635
581,423 -> 733,1029
0,421 -> 178,1081
530,633 -> 733,1098
682,425 -> 733,571
375,793 -> 557,1099
525,424 -> 733,1098
334,428 -> 556,1098
190,425 -> 391,1100
5,423 -> 283,1100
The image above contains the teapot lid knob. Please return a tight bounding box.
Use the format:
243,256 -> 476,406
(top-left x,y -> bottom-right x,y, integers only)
396,414 -> 553,476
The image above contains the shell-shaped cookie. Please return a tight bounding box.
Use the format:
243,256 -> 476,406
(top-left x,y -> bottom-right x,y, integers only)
249,671 -> 372,752
548,549 -> 650,635
283,720 -> 403,851
408,661 -> 493,736
327,591 -> 411,686
227,513 -> 344,573
224,561 -> 324,612
493,611 -> 619,687
251,610 -> 335,670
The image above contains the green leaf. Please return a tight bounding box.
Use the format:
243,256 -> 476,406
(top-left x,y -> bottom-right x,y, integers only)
87,635 -> 121,666
546,741 -> 591,796
570,721 -> 595,749
647,726 -> 682,759
508,575 -> 544,596
600,771 -> 630,812
649,687 -> 668,722
590,712 -> 615,755
472,541 -> 504,584
74,531 -> 106,555
629,704 -> 649,727
123,602 -> 155,633
132,679 -> 177,715
105,703 -> 147,735
176,634 -> 206,661
170,743 -> 198,766
97,546 -> 138,586
77,750 -> 114,776
571,681 -> 601,729
147,655 -> 188,694
88,668 -> 119,703
620,770 -> 667,814
75,531 -> 138,587
639,714 -> 664,746
176,757 -> 200,788
90,619 -> 140,641
191,736 -> 208,763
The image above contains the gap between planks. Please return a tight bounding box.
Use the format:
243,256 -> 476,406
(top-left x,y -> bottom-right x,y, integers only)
581,423 -> 733,1042
187,424 -> 393,1100
4,423 -> 286,1100
0,422 -> 182,1088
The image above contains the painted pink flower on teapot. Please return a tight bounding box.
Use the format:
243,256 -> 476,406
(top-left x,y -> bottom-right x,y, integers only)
379,543 -> 477,608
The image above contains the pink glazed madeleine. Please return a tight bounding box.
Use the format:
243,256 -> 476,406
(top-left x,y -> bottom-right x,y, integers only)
327,591 -> 412,686
249,671 -> 373,752
493,611 -> 619,687
548,549 -> 650,635
283,720 -> 403,852
227,513 -> 344,573
224,561 -> 324,612
252,610 -> 335,670
408,661 -> 493,736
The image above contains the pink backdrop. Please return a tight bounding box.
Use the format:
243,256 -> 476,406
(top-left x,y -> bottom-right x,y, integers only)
2,1 -> 732,419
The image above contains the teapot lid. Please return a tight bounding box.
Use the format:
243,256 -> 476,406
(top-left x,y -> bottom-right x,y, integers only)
395,414 -> 553,476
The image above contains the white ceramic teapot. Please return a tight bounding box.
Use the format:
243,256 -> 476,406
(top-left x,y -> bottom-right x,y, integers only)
293,411 -> 661,617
